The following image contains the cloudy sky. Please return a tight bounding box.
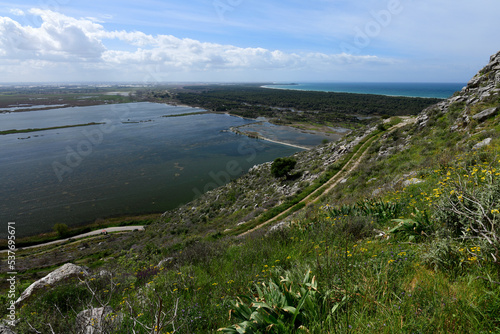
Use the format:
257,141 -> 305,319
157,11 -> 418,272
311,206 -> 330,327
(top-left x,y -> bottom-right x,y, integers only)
0,0 -> 499,83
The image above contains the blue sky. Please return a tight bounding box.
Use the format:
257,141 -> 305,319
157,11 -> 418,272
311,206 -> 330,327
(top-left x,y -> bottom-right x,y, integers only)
0,0 -> 499,83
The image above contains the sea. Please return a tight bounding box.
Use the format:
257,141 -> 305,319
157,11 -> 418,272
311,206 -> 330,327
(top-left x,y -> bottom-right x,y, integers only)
262,82 -> 466,99
0,102 -> 333,238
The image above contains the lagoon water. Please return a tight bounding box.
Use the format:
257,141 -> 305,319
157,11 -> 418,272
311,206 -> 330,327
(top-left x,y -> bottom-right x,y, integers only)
0,103 -> 324,238
263,82 -> 465,99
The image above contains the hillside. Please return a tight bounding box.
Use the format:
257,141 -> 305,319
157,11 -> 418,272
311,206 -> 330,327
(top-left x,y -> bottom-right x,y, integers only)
1,51 -> 500,333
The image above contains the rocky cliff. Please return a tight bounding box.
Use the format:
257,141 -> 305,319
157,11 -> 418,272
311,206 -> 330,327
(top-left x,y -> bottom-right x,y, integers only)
418,51 -> 500,129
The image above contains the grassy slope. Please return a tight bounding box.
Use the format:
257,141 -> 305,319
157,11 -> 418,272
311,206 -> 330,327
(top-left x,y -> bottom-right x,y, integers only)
3,63 -> 500,332
8,108 -> 500,333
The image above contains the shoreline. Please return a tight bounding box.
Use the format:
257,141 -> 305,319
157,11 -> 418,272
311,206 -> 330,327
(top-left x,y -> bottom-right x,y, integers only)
0,213 -> 160,250
0,122 -> 105,135
0,226 -> 145,254
230,126 -> 311,150
260,82 -> 462,99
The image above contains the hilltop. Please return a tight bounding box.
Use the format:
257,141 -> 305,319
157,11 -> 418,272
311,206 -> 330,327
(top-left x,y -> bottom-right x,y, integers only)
1,51 -> 500,333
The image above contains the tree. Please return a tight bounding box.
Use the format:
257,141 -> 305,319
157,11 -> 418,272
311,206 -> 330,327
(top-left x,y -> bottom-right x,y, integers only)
53,223 -> 70,238
271,157 -> 297,178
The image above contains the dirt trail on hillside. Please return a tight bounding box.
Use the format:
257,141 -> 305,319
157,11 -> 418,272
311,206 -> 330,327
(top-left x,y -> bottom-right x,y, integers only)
238,117 -> 415,237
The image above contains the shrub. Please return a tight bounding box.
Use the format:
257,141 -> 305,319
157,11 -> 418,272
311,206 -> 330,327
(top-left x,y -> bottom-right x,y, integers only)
53,223 -> 70,238
435,160 -> 500,266
271,157 -> 297,178
422,238 -> 465,276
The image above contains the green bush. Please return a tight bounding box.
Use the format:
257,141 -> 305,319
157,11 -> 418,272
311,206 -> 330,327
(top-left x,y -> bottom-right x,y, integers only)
271,157 -> 297,178
435,158 -> 500,265
53,223 -> 70,238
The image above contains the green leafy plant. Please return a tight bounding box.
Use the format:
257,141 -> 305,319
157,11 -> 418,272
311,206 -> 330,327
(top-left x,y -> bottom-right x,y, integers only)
219,270 -> 323,333
389,209 -> 434,242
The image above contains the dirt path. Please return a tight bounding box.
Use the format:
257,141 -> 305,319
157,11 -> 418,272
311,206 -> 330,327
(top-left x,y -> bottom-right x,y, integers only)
0,226 -> 144,254
255,136 -> 311,150
238,118 -> 415,236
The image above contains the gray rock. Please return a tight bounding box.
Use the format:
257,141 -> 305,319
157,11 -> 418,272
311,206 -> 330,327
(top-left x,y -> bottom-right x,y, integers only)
76,306 -> 122,334
472,107 -> 498,122
448,95 -> 464,104
416,113 -> 430,128
472,138 -> 492,150
402,178 -> 424,187
0,324 -> 16,334
16,263 -> 89,306
269,221 -> 290,232
97,270 -> 112,278
158,257 -> 174,268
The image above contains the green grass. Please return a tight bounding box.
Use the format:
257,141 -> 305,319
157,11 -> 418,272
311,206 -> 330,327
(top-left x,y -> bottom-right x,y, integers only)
162,111 -> 210,117
3,95 -> 500,333
10,175 -> 500,332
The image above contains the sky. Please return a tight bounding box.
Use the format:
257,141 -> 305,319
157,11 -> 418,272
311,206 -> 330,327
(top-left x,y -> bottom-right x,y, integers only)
0,0 -> 499,83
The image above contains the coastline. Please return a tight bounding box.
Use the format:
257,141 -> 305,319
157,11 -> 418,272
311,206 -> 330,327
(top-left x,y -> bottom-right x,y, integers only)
261,82 -> 465,99
230,126 -> 310,150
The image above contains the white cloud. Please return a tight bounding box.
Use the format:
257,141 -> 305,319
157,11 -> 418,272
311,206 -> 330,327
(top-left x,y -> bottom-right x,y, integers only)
9,8 -> 25,16
0,9 -> 105,61
0,8 -> 393,82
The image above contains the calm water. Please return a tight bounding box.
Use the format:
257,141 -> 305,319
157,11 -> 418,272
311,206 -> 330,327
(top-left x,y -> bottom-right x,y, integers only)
0,103 -> 327,238
236,121 -> 343,147
262,82 -> 465,99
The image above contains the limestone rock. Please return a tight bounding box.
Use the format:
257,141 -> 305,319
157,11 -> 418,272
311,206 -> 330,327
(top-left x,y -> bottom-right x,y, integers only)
15,263 -> 89,306
0,324 -> 16,334
158,257 -> 174,268
416,112 -> 430,128
402,178 -> 424,187
472,138 -> 492,150
76,306 -> 122,334
418,50 -> 500,132
472,107 -> 498,122
269,221 -> 291,232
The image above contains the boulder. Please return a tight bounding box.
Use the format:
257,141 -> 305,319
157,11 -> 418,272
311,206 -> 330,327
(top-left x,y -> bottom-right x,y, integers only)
269,221 -> 291,232
0,324 -> 16,334
402,178 -> 424,187
76,306 -> 122,334
472,107 -> 498,122
158,257 -> 174,268
15,263 -> 89,306
472,138 -> 492,150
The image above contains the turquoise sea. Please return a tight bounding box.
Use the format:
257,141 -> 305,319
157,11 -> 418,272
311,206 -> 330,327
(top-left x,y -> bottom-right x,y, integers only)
262,82 -> 466,99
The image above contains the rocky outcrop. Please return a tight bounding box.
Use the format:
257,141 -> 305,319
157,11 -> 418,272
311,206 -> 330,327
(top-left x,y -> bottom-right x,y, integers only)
473,138 -> 492,150
76,306 -> 122,334
459,52 -> 500,103
466,51 -> 500,91
402,178 -> 425,187
472,107 -> 498,122
419,50 -> 500,130
15,263 -> 89,306
0,324 -> 16,334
